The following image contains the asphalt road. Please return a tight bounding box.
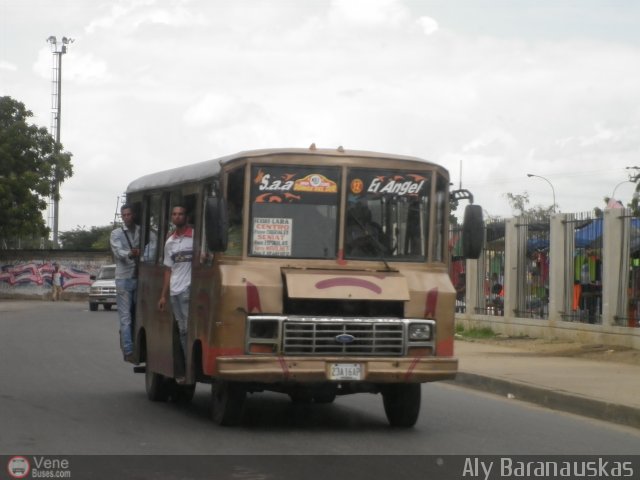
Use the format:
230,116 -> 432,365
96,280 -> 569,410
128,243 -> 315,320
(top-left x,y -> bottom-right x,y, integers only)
1,300 -> 639,461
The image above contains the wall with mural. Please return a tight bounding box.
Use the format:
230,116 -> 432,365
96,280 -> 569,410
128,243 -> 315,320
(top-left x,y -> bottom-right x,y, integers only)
0,251 -> 112,299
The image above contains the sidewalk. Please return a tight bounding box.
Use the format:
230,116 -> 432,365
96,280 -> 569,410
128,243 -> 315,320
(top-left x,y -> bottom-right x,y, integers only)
452,340 -> 640,429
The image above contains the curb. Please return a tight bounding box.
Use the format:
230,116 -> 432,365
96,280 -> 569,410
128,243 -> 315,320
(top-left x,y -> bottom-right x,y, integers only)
450,372 -> 640,430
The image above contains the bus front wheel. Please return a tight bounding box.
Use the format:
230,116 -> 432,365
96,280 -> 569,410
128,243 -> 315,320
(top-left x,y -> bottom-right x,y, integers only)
211,380 -> 246,426
381,383 -> 421,428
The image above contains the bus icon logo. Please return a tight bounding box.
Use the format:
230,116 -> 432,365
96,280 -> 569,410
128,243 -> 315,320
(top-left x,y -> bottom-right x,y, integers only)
7,456 -> 30,479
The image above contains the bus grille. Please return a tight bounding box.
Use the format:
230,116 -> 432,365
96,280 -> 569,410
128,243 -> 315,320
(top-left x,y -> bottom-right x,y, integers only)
283,321 -> 404,356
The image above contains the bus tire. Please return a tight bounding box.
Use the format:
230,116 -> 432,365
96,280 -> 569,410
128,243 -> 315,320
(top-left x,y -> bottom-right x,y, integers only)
211,380 -> 246,426
381,383 -> 421,428
89,302 -> 98,312
145,369 -> 169,402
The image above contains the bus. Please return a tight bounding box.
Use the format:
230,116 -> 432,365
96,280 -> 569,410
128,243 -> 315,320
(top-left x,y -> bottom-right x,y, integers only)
124,146 -> 483,427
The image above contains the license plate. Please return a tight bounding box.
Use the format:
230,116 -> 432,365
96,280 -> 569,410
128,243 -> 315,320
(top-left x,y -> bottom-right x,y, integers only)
329,363 -> 362,381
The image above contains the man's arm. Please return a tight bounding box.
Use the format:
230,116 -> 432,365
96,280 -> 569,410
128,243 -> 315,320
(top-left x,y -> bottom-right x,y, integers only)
110,229 -> 130,260
157,267 -> 171,311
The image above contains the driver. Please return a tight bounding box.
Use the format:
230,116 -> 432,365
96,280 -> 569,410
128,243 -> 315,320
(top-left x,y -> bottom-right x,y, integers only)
345,201 -> 388,257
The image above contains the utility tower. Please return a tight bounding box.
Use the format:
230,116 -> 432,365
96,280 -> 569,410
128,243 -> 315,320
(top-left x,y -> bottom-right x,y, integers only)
47,35 -> 73,248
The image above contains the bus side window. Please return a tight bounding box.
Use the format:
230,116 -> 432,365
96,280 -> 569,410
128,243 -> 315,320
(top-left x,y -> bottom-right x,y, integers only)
199,185 -> 218,265
142,194 -> 161,263
225,167 -> 245,256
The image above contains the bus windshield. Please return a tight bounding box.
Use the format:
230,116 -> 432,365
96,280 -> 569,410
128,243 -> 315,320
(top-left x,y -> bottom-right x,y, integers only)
247,163 -> 434,261
345,168 -> 431,261
249,165 -> 340,259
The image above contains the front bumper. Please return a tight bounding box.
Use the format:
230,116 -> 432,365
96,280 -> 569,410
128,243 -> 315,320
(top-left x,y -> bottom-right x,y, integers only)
215,356 -> 458,384
89,294 -> 116,304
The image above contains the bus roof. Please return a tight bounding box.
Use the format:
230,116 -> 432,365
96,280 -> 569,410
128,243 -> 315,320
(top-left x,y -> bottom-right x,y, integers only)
126,147 -> 440,194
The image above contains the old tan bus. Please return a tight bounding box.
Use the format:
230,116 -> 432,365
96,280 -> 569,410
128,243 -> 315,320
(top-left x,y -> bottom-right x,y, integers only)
125,146 -> 483,427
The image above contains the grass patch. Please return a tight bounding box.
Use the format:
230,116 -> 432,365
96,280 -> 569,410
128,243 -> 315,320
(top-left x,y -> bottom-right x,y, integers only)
455,325 -> 497,339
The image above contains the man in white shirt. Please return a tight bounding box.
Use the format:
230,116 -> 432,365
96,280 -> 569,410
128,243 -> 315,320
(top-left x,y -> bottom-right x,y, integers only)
158,205 -> 193,361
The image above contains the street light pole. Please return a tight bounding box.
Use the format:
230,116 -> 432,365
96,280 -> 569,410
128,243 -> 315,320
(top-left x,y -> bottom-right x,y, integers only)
47,35 -> 73,248
527,173 -> 557,213
611,180 -> 634,201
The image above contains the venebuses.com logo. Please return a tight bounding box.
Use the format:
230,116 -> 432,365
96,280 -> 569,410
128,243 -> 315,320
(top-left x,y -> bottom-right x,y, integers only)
7,456 -> 30,479
6,455 -> 72,478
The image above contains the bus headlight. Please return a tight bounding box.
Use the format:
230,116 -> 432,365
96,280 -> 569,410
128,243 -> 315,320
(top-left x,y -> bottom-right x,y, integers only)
249,320 -> 279,339
246,316 -> 284,355
408,323 -> 432,341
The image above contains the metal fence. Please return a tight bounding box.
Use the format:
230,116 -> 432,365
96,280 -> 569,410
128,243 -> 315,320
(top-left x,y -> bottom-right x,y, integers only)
515,216 -> 550,319
616,213 -> 640,327
448,225 -> 466,312
475,220 -> 505,316
449,208 -> 640,329
560,212 -> 603,324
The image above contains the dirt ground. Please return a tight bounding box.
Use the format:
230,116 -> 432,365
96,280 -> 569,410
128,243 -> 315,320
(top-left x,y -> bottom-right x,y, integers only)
462,335 -> 640,367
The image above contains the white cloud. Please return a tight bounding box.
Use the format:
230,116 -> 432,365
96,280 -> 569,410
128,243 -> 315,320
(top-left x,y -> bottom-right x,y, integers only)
32,48 -> 52,80
417,16 -> 439,35
183,93 -> 267,128
4,0 -> 640,229
0,60 -> 17,71
462,129 -> 517,154
32,46 -> 111,85
329,0 -> 409,28
85,0 -> 206,35
68,52 -> 112,84
85,0 -> 156,34
578,123 -> 625,147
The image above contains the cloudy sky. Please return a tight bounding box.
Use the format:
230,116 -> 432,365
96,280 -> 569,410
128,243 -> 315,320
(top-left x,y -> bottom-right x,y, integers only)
2,0 -> 639,232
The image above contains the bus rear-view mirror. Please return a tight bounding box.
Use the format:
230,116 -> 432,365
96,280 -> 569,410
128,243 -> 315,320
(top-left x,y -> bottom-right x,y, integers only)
462,204 -> 484,259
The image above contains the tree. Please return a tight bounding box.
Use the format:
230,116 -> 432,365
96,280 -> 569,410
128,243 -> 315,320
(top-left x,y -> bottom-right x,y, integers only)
0,96 -> 73,244
504,192 -> 554,221
59,225 -> 113,250
626,168 -> 640,216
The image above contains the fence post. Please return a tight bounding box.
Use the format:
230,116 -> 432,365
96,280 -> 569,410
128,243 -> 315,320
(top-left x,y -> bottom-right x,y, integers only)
465,258 -> 479,318
503,218 -> 518,320
548,213 -> 566,325
602,208 -> 624,326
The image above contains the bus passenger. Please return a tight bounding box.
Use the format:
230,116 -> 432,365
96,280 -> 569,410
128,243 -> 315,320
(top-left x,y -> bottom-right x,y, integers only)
158,205 -> 194,363
110,204 -> 141,362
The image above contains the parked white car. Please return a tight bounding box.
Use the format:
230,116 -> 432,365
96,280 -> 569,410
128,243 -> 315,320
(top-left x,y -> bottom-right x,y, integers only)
89,264 -> 116,311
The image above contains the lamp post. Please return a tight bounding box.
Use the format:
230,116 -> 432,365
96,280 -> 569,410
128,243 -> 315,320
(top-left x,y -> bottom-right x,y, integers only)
526,173 -> 557,213
46,35 -> 73,248
611,180 -> 634,201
